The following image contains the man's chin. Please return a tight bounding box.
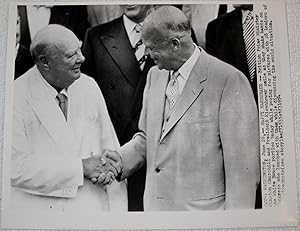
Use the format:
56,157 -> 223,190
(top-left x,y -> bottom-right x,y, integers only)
156,64 -> 167,71
72,69 -> 81,78
155,63 -> 163,70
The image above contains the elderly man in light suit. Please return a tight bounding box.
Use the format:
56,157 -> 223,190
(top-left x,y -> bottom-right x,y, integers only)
11,24 -> 127,213
103,6 -> 260,211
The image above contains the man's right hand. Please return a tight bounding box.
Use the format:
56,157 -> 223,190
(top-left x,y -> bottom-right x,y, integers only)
101,149 -> 124,181
82,154 -> 117,186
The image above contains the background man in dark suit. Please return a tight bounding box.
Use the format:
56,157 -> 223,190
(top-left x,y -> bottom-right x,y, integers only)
18,5 -> 90,49
205,4 -> 257,103
82,5 -> 155,211
15,11 -> 33,79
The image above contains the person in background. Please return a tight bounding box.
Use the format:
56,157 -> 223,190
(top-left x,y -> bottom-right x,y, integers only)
182,4 -> 222,47
205,4 -> 258,103
18,5 -> 90,49
82,5 -> 155,211
15,11 -> 34,79
102,6 -> 260,211
11,24 -> 127,213
86,5 -> 123,27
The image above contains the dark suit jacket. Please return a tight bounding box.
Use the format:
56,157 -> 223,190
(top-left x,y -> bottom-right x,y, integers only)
15,44 -> 34,79
82,16 -> 155,211
18,5 -> 90,49
205,8 -> 257,103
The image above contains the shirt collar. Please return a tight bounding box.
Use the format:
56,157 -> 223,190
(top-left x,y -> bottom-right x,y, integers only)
241,9 -> 251,24
176,44 -> 200,81
38,71 -> 68,99
123,14 -> 143,35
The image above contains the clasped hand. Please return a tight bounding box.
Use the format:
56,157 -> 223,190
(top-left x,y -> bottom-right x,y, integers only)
82,150 -> 123,186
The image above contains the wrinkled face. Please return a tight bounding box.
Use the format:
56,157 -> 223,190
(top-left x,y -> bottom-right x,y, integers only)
47,35 -> 85,89
122,5 -> 152,23
143,36 -> 176,70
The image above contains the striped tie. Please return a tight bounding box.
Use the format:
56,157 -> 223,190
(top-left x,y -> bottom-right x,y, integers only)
133,24 -> 146,69
243,11 -> 256,82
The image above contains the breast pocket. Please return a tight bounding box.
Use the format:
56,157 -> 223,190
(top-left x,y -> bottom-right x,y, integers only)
184,116 -> 214,124
182,106 -> 216,124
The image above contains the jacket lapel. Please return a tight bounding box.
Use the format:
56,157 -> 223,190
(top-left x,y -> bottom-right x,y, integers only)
160,50 -> 209,141
100,17 -> 141,87
152,69 -> 169,143
28,67 -> 75,151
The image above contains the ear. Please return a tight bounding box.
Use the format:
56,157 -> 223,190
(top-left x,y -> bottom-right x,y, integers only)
39,55 -> 50,70
170,38 -> 181,51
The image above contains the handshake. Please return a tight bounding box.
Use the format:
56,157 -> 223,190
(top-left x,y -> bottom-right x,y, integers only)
82,150 -> 123,186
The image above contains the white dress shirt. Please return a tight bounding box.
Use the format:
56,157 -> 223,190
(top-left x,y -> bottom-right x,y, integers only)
123,15 -> 146,69
173,44 -> 201,95
40,74 -> 69,115
241,9 -> 251,24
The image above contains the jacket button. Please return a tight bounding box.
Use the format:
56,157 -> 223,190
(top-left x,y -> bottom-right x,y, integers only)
155,168 -> 161,173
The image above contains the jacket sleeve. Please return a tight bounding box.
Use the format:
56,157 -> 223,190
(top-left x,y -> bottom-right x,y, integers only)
219,70 -> 260,209
11,85 -> 83,198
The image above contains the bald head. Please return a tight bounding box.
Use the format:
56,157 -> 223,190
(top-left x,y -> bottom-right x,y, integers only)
30,24 -> 77,62
141,6 -> 194,71
30,24 -> 85,90
142,6 -> 191,44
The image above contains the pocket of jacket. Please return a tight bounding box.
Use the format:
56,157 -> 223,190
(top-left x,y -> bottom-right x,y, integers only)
183,115 -> 216,124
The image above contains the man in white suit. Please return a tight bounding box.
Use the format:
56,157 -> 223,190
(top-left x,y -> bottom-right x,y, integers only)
103,6 -> 260,211
11,24 -> 127,213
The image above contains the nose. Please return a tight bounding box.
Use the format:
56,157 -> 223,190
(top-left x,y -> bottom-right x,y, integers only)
76,50 -> 85,63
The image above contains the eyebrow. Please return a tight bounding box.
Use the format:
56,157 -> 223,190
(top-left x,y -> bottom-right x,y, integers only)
65,41 -> 82,57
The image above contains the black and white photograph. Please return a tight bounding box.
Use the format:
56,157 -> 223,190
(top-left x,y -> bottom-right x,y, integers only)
0,0 -> 298,229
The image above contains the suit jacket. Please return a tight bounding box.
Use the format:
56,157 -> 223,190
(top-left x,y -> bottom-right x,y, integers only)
15,44 -> 34,79
11,66 -> 127,213
205,8 -> 258,102
18,5 -> 90,49
82,16 -> 155,211
120,49 -> 260,211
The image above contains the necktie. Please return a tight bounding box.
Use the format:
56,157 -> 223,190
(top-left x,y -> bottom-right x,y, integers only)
133,23 -> 146,69
243,11 -> 256,82
166,71 -> 180,112
56,93 -> 68,120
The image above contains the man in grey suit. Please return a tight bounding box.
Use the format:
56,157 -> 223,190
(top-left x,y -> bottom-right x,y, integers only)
102,6 -> 260,211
